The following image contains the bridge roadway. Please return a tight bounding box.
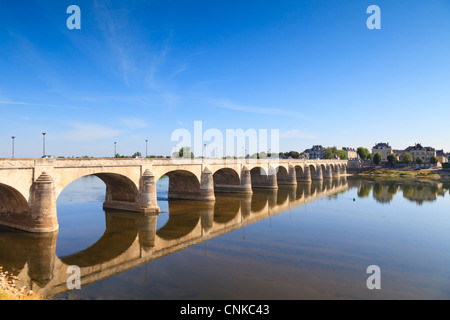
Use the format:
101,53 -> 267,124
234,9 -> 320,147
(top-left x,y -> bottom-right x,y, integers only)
0,177 -> 350,298
0,158 -> 347,233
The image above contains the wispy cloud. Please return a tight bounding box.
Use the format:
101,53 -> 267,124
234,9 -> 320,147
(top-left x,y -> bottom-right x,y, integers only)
92,0 -> 137,86
64,122 -> 121,141
280,129 -> 317,139
207,98 -> 309,119
91,0 -> 175,90
0,100 -> 90,110
168,64 -> 188,80
121,118 -> 148,129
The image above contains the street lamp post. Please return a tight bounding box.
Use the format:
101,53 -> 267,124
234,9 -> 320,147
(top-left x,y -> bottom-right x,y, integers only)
42,133 -> 46,157
11,136 -> 15,158
146,140 -> 148,158
114,142 -> 117,158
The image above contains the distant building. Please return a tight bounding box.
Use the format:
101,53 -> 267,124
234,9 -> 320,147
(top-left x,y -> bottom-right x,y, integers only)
372,142 -> 393,161
304,145 -> 324,159
342,147 -> 357,160
436,150 -> 448,164
392,149 -> 402,161
399,143 -> 436,163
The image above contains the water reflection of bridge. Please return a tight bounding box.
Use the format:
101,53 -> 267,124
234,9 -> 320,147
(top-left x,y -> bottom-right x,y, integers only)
0,177 -> 348,299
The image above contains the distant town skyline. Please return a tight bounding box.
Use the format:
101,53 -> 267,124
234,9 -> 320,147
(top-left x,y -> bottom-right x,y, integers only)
1,0 -> 450,158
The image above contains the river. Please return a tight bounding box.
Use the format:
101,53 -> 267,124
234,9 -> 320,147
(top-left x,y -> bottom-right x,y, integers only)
0,176 -> 449,300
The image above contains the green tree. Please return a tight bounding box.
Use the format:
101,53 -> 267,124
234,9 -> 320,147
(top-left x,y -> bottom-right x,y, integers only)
132,151 -> 142,158
176,147 -> 194,159
373,152 -> 382,165
335,150 -> 347,160
430,155 -> 438,165
416,157 -> 423,164
386,153 -> 396,166
323,147 -> 337,159
357,147 -> 371,160
284,151 -> 300,159
402,153 -> 413,164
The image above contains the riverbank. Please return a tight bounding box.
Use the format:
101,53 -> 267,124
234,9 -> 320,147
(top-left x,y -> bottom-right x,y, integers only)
0,267 -> 43,300
352,167 -> 450,182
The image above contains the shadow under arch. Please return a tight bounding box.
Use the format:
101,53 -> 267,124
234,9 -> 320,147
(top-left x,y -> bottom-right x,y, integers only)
320,164 -> 327,176
276,166 -> 289,184
250,166 -> 275,189
294,165 -> 304,181
58,173 -> 139,204
163,170 -> 202,200
95,173 -> 138,203
213,168 -> 240,193
309,164 -> 316,177
0,183 -> 32,231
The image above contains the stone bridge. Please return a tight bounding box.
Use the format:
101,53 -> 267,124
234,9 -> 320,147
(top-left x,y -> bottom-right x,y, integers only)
0,158 -> 347,233
0,178 -> 349,299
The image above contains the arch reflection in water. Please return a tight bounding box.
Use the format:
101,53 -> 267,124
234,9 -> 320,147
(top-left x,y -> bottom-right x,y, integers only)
0,178 -> 349,299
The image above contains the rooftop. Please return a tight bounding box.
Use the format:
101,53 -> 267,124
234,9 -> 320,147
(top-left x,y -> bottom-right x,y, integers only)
404,143 -> 435,151
373,142 -> 390,149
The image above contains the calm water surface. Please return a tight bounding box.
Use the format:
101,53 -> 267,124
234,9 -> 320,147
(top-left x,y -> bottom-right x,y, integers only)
1,176 -> 450,300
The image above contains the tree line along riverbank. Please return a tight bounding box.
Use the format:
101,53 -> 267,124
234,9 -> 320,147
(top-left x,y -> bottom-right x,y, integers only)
351,167 -> 450,183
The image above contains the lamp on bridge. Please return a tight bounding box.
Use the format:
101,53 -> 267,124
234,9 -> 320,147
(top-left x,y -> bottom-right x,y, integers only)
146,139 -> 148,158
11,136 -> 15,158
42,133 -> 46,157
114,142 -> 117,158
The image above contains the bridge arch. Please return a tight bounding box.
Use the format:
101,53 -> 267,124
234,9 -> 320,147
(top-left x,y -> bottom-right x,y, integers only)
250,167 -> 267,187
250,167 -> 277,189
294,165 -> 304,181
95,173 -> 139,204
309,164 -> 316,177
0,183 -> 32,231
276,166 -> 289,184
161,170 -> 202,200
213,168 -> 240,193
56,173 -> 140,213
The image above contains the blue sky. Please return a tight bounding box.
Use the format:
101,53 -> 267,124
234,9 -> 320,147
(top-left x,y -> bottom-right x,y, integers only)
1,0 -> 449,157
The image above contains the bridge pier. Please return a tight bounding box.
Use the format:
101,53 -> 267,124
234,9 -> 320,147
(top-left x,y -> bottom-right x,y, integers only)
312,165 -> 323,180
138,170 -> 160,213
333,166 -> 341,178
287,165 -> 297,185
323,165 -> 333,179
29,173 -> 59,233
200,168 -> 215,201
240,167 -> 253,193
298,166 -> 312,182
